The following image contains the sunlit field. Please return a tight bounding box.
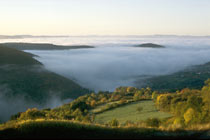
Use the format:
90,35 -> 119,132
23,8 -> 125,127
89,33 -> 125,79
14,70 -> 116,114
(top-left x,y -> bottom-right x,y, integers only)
95,100 -> 172,124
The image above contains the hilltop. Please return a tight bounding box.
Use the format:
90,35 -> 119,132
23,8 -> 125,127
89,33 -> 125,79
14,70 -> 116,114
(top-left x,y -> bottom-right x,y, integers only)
1,42 -> 94,50
134,43 -> 165,48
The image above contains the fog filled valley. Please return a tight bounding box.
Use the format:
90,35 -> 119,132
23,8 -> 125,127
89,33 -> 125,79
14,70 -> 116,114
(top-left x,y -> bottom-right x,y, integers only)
22,36 -> 210,91
1,36 -> 210,138
0,36 -> 210,121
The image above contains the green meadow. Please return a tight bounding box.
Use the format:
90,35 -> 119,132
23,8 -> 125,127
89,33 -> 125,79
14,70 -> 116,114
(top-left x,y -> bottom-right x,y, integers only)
95,100 -> 172,124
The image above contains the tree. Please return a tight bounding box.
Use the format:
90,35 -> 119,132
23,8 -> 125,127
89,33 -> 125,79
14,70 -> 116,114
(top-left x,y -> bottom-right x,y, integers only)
202,79 -> 210,112
187,95 -> 203,112
18,108 -> 45,120
126,87 -> 136,93
184,108 -> 196,125
184,108 -> 201,125
72,108 -> 83,117
109,118 -> 119,127
145,87 -> 152,97
71,101 -> 91,112
133,90 -> 143,101
90,100 -> 96,107
152,91 -> 158,101
100,97 -> 107,103
156,94 -> 172,111
145,118 -> 160,127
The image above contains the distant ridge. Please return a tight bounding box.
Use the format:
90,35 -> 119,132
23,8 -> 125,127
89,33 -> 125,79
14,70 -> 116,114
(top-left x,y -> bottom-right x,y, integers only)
1,42 -> 94,50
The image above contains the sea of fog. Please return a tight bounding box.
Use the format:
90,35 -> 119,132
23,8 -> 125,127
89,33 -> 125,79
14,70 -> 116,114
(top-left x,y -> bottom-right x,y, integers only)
1,35 -> 210,122
2,36 -> 210,92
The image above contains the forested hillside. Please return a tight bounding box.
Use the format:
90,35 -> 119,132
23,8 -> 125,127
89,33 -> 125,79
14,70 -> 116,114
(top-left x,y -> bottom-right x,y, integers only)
0,45 -> 90,103
137,62 -> 210,92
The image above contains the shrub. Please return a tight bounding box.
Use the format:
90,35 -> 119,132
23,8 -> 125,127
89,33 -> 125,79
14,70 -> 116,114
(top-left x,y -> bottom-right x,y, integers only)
109,118 -> 119,127
137,106 -> 143,112
145,118 -> 161,127
124,120 -> 135,127
119,99 -> 127,104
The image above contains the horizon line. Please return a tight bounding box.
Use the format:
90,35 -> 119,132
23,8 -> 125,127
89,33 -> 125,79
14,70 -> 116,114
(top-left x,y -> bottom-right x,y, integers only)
0,34 -> 210,38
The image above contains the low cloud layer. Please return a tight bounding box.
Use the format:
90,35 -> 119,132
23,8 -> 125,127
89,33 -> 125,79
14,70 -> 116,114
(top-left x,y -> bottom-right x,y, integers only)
23,36 -> 210,91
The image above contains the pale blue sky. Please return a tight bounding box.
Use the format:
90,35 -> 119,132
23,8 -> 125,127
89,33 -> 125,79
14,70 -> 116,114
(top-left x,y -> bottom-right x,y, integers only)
0,0 -> 210,35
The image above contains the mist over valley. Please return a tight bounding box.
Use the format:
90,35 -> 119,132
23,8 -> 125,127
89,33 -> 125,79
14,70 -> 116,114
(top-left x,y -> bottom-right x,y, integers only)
1,35 -> 210,123
19,36 -> 210,91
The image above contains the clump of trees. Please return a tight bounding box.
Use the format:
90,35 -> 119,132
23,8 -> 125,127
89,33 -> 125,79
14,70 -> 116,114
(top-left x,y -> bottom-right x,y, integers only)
108,118 -> 119,127
10,86 -> 154,123
154,79 -> 210,126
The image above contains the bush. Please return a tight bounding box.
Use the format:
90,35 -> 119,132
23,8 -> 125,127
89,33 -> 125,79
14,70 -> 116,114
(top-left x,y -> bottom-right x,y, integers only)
145,118 -> 161,127
137,106 -> 143,112
109,118 -> 119,127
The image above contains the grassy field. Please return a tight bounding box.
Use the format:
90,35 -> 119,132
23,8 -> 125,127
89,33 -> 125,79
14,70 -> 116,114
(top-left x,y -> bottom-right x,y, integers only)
95,100 -> 172,124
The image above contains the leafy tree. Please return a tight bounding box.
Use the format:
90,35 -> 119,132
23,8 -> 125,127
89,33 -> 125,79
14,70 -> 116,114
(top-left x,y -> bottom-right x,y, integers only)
109,118 -> 119,127
152,91 -> 158,102
71,101 -> 90,112
90,100 -> 96,107
18,108 -> 45,120
187,95 -> 203,112
184,108 -> 196,125
145,118 -> 160,127
133,90 -> 143,101
126,87 -> 137,93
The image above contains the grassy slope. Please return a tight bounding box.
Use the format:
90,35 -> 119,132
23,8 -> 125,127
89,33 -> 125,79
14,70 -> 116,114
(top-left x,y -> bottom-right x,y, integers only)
95,100 -> 171,124
0,45 -> 90,102
137,62 -> 210,92
1,42 -> 94,50
0,120 -> 204,139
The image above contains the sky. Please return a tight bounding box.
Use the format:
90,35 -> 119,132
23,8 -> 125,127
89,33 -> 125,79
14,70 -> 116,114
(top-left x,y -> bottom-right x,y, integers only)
0,0 -> 210,36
